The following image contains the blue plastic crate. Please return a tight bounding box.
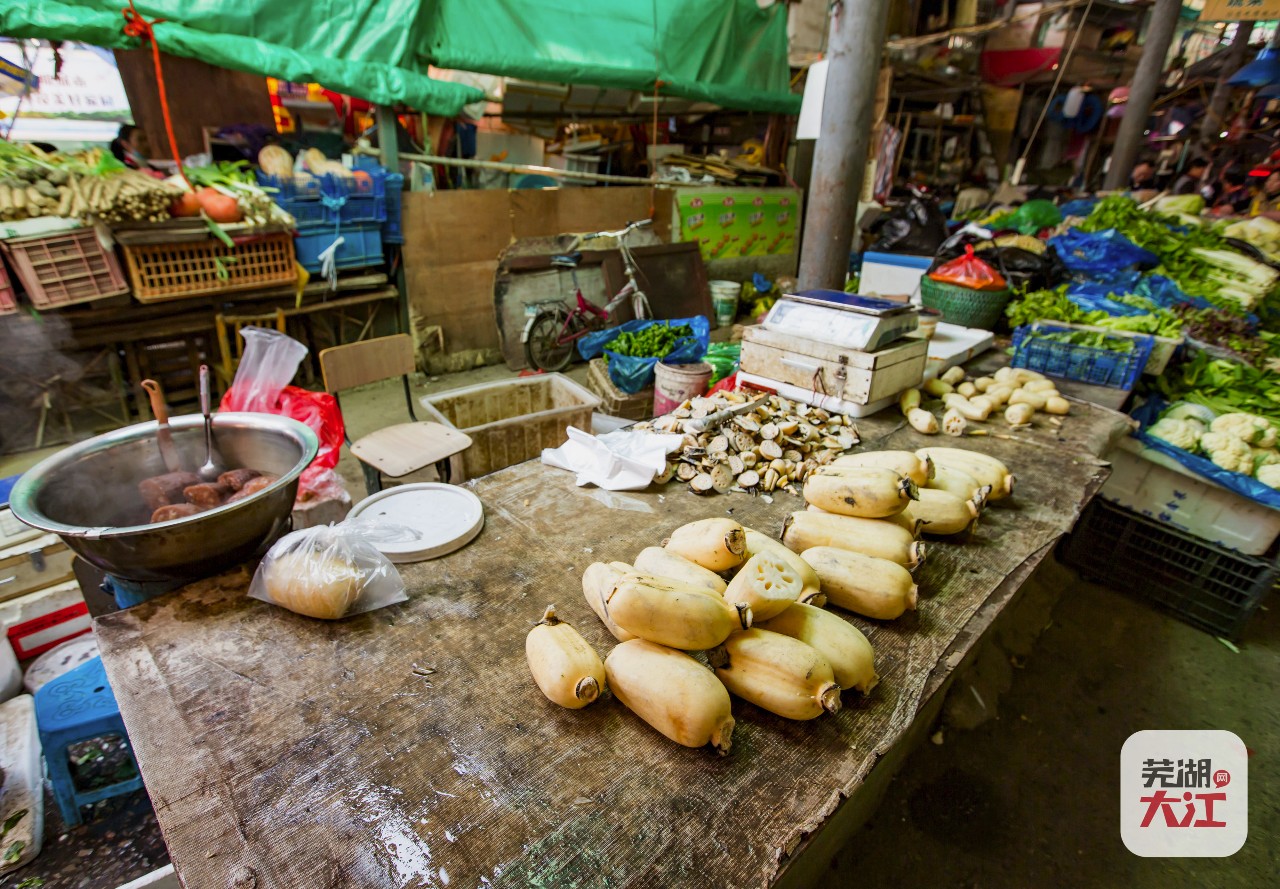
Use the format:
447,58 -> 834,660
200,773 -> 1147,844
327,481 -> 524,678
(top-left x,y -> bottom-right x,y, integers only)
383,172 -> 404,244
294,221 -> 384,273
1010,320 -> 1154,390
258,170 -> 386,226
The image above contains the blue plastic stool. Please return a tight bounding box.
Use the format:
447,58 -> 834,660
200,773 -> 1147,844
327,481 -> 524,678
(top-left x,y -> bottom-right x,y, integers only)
34,656 -> 143,827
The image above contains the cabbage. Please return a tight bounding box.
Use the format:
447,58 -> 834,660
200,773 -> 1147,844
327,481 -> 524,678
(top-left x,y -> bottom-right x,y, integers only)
1154,194 -> 1205,215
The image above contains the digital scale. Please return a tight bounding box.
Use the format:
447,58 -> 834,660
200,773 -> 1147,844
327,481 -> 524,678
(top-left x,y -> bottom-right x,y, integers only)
763,290 -> 920,353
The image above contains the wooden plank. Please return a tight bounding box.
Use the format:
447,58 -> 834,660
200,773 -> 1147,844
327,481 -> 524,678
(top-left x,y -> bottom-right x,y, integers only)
95,395 -> 1129,889
319,334 -> 415,393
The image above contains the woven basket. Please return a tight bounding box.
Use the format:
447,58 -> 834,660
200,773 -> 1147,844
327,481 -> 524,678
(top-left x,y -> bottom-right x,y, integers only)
919,276 -> 1011,330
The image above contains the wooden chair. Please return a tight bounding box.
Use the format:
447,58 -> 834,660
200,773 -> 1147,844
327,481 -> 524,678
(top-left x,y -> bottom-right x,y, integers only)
319,334 -> 472,496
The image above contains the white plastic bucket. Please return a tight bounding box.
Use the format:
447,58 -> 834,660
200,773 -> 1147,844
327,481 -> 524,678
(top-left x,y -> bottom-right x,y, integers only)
653,362 -> 713,416
709,280 -> 742,328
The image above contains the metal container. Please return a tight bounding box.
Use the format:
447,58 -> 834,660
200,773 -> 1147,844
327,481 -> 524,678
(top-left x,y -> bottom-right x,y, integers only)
9,413 -> 319,583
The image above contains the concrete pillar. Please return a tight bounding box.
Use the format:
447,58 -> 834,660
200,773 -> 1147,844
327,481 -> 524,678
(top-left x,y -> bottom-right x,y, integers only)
798,0 -> 893,290
1103,0 -> 1184,190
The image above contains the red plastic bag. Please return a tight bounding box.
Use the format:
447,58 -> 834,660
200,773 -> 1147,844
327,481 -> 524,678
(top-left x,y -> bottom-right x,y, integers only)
220,328 -> 345,499
928,245 -> 1007,291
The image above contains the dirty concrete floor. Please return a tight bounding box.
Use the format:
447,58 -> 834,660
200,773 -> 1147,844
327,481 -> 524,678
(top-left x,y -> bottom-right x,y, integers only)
833,565 -> 1279,889
3,360 -> 1277,888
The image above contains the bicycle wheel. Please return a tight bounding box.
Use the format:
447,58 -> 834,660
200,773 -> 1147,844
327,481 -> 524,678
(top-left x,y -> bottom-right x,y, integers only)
524,311 -> 577,372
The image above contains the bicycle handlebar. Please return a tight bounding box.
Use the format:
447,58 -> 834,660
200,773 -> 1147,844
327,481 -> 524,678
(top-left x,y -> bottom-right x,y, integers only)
580,218 -> 653,242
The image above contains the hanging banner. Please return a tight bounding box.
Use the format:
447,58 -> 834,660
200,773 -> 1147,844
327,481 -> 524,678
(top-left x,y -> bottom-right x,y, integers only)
678,190 -> 800,260
1200,0 -> 1280,22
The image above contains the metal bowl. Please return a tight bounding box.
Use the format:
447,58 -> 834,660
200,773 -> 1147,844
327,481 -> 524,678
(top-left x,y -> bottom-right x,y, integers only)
9,412 -> 319,583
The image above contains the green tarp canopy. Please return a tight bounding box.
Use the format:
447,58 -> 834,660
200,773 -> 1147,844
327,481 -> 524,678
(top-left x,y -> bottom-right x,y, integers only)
0,0 -> 798,115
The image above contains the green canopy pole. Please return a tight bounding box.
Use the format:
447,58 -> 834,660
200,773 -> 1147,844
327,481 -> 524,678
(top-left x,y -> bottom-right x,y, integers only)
798,0 -> 892,290
378,105 -> 400,171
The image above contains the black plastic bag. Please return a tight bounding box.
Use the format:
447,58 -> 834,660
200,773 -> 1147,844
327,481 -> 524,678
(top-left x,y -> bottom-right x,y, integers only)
868,193 -> 949,255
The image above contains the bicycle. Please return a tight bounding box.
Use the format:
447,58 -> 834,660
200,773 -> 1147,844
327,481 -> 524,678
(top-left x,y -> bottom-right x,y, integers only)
522,219 -> 654,372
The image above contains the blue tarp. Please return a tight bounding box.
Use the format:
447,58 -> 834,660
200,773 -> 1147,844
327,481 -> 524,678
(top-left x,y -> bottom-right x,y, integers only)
1132,397 -> 1280,510
578,317 -> 710,394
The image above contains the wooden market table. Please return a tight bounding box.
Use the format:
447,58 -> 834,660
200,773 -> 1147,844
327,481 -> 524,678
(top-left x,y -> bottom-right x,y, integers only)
93,397 -> 1132,889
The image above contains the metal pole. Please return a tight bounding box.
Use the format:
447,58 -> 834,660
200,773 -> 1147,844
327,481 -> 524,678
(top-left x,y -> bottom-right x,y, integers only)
377,105 -> 401,171
351,146 -> 699,187
1200,21 -> 1255,145
1102,0 -> 1183,190
798,0 -> 893,290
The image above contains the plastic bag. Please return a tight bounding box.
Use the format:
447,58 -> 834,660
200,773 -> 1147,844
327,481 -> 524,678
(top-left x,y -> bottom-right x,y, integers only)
220,328 -> 346,498
1047,228 -> 1159,276
989,199 -> 1062,235
578,317 -> 711,394
704,342 -> 741,385
928,246 -> 1008,291
249,521 -> 416,619
868,194 -> 948,255
984,244 -> 1066,293
1059,198 -> 1099,219
1132,398 -> 1280,509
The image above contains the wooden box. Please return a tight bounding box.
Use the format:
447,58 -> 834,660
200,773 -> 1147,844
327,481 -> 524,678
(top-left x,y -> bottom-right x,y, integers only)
740,326 -> 927,405
0,534 -> 75,605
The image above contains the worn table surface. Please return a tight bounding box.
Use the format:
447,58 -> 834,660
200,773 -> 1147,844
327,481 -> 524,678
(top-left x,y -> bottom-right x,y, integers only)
94,396 -> 1130,889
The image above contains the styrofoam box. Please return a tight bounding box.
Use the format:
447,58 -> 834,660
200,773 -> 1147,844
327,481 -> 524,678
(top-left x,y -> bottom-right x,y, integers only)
858,252 -> 932,301
1100,435 -> 1280,556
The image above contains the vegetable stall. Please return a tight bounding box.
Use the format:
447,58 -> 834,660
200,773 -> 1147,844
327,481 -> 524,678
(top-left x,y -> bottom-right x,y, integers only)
89,392 -> 1128,888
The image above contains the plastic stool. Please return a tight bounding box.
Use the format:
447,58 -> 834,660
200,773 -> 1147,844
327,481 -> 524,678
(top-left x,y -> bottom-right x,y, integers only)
34,656 -> 142,826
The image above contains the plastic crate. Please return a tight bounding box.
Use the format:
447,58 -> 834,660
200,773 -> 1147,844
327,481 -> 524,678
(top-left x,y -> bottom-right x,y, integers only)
1011,320 -> 1154,389
0,262 -> 15,315
383,172 -> 404,244
1060,498 -> 1276,639
122,232 -> 296,302
587,358 -> 652,420
1,228 -> 128,309
258,170 -> 386,226
294,222 -> 383,273
419,374 -> 602,480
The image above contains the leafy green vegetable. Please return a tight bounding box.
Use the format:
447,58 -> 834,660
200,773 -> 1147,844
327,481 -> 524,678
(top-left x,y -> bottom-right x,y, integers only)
605,323 -> 694,359
1153,351 -> 1280,424
0,809 -> 27,840
1006,285 -> 1182,337
1079,196 -> 1280,313
3,840 -> 24,864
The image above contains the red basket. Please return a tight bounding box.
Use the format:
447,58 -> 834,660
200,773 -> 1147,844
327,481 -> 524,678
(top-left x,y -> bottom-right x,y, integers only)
1,227 -> 129,309
0,261 -> 16,315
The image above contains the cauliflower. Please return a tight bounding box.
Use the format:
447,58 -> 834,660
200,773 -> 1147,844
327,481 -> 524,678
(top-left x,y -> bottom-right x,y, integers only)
1209,412 -> 1277,448
1148,417 -> 1203,451
1253,448 -> 1280,474
1165,402 -> 1216,425
1258,464 -> 1280,489
1199,431 -> 1255,474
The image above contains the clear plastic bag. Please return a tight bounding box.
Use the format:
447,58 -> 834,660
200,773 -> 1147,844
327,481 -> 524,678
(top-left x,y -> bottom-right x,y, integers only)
221,327 -> 308,413
249,521 -> 417,619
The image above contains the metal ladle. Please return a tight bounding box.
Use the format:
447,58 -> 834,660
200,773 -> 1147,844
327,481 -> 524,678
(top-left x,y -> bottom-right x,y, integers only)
197,365 -> 223,482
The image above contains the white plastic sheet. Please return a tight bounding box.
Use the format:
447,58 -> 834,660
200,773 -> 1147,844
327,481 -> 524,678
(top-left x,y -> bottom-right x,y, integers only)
541,426 -> 682,491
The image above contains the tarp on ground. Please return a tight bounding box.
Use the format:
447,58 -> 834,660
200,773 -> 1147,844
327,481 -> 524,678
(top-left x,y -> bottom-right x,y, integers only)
0,0 -> 798,114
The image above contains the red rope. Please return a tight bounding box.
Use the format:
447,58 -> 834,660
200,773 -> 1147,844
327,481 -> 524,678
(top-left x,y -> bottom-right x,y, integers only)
122,1 -> 190,188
